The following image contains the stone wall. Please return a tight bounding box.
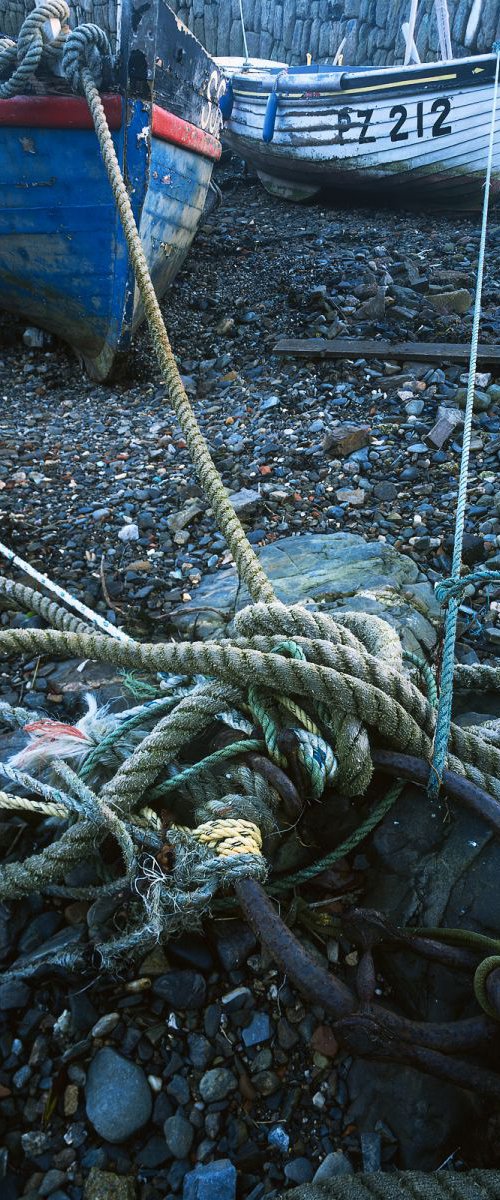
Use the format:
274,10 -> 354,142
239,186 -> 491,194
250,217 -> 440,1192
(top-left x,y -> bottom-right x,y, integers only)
170,1 -> 500,66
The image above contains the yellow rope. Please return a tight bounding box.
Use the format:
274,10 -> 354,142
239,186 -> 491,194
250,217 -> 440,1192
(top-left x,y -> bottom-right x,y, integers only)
0,790 -> 65,818
137,806 -> 162,830
191,818 -> 263,859
279,695 -> 323,736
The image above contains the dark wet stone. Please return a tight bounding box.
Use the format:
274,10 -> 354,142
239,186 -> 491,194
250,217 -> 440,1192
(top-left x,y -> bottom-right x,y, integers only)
198,1068 -> 238,1103
211,921 -> 257,972
166,1074 -> 190,1106
68,993 -> 98,1041
167,933 -> 215,975
313,1151 -> 354,1180
164,1113 -> 194,1159
0,981 -> 30,1011
284,1157 -> 314,1184
242,1012 -> 271,1047
187,1033 -> 213,1070
183,1159 -> 237,1200
152,971 -> 206,1010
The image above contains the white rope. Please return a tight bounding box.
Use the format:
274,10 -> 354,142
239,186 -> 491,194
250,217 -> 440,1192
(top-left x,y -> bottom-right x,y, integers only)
238,0 -> 249,63
403,0 -> 419,66
434,0 -> 453,60
429,43 -> 500,797
0,540 -> 135,644
465,0 -> 483,48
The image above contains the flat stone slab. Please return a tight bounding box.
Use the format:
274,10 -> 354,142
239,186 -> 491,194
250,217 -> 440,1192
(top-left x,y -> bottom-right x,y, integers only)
173,533 -> 438,655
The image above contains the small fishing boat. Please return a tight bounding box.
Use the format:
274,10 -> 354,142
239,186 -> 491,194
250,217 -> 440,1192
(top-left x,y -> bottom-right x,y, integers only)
0,1 -> 225,378
217,2 -> 500,209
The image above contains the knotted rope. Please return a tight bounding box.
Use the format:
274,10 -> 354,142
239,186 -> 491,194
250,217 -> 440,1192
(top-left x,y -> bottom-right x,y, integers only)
0,0 -> 70,97
2,12 -> 500,1002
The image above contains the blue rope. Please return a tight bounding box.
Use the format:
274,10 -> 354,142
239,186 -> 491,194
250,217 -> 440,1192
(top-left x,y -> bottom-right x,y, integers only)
435,570 -> 500,605
429,44 -> 500,799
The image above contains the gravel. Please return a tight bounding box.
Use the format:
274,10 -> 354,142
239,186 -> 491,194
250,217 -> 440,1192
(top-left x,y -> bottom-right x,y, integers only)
1,159 -> 500,1196
0,163 -> 499,649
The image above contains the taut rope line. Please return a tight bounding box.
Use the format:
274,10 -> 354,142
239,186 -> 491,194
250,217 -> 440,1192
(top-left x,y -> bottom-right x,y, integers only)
430,42 -> 500,798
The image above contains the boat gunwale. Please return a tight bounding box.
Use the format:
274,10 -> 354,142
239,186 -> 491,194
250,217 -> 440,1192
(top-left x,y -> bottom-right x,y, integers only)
222,52 -> 498,99
0,95 -> 221,160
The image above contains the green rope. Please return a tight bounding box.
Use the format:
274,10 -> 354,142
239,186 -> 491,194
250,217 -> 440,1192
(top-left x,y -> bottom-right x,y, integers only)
149,738 -> 264,801
430,42 -> 500,799
402,650 -> 438,709
121,672 -> 161,700
247,687 -> 288,767
78,695 -> 182,780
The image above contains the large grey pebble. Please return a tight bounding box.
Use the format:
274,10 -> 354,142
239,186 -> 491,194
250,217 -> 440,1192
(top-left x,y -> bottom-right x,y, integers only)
85,1048 -> 152,1142
198,1068 -> 238,1102
164,1113 -> 194,1159
284,1157 -> 314,1183
313,1150 -> 354,1181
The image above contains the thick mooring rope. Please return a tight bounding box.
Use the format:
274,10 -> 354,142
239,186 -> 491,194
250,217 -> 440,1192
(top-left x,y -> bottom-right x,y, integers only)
2,11 -> 500,1009
286,1171 -> 500,1199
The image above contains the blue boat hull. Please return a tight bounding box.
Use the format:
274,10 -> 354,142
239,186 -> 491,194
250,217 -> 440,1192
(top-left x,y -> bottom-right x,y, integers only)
0,98 -> 215,377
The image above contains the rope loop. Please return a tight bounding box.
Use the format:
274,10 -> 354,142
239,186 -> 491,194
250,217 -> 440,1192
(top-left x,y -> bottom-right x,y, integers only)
62,24 -> 111,92
293,728 -> 338,800
0,39 -> 17,82
474,955 -> 500,1020
0,0 -> 69,97
435,569 -> 500,606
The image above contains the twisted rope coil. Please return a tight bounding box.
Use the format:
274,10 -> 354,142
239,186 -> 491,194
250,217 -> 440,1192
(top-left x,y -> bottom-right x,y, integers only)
1,18 -> 500,1007
0,0 -> 70,97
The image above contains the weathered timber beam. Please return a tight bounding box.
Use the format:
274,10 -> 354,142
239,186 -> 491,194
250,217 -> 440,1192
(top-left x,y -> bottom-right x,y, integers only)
273,338 -> 500,365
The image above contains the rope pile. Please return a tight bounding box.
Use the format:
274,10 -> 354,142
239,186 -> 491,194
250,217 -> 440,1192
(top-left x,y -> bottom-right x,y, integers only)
1,7 -> 500,996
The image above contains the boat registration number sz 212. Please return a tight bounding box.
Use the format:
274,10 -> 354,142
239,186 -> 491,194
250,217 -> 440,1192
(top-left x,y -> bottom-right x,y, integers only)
334,98 -> 452,144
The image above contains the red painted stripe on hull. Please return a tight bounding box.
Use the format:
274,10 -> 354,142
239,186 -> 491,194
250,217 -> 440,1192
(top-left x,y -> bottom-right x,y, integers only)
0,94 -> 122,129
152,105 -> 221,161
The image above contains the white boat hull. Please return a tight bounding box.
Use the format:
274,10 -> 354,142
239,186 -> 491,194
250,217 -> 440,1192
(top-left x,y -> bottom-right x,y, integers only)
218,55 -> 500,208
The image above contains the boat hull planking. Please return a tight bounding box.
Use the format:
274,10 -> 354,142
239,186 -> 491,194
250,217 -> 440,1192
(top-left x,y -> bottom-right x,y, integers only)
0,98 -> 215,378
220,54 -> 500,209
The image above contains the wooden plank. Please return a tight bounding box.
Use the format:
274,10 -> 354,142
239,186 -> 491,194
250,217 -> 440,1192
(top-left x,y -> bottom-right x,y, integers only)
273,338 -> 500,365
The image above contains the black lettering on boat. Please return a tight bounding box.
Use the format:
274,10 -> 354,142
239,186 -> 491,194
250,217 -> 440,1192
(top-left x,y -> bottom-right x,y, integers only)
337,108 -> 352,142
389,105 -> 409,141
358,109 -> 376,143
416,100 -> 424,138
431,97 -> 452,137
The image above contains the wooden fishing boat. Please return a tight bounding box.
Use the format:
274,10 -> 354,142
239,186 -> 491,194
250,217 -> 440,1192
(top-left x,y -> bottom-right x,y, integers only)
0,1 -> 225,378
217,50 -> 500,209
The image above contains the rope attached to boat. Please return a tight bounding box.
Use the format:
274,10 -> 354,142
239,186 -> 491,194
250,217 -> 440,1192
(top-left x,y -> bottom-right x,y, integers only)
429,42 -> 500,798
2,11 -> 500,1029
